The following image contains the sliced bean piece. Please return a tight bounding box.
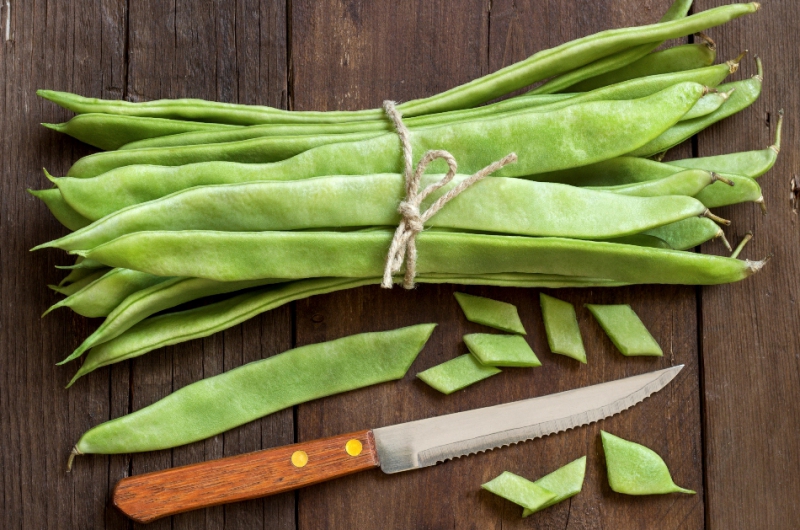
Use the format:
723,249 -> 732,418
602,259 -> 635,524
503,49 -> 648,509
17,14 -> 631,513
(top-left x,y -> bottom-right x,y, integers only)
61,276 -> 284,364
28,188 -> 91,231
71,324 -> 435,457
49,269 -> 108,296
629,67 -> 763,157
585,304 -> 663,356
75,230 -> 764,286
41,4 -> 758,123
568,43 -> 717,92
45,269 -> 168,318
416,354 -> 501,395
644,217 -> 727,251
463,334 -> 541,367
522,456 -> 587,517
73,275 -> 627,380
41,174 -> 710,250
454,293 -> 526,335
667,110 -> 783,178
55,83 -> 707,216
44,114 -> 235,151
481,472 -> 557,512
601,431 -> 695,495
539,294 -> 586,363
589,169 -> 715,197
528,0 -> 693,95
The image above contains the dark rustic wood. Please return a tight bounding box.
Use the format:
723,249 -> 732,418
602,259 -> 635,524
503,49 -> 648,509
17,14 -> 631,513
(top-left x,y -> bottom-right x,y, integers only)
113,430 -> 379,523
0,0 -> 797,528
694,1 -> 800,528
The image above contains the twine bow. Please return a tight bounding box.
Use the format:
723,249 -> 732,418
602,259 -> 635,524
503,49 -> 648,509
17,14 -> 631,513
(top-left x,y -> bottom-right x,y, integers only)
381,100 -> 517,289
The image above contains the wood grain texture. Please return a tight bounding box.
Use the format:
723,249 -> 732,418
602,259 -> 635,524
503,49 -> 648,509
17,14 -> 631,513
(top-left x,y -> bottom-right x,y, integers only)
694,1 -> 800,528
113,430 -> 378,524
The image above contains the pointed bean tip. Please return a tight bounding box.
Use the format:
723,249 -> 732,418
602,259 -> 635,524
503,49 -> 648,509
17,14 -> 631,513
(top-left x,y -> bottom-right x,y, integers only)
717,230 -> 732,252
41,122 -> 62,131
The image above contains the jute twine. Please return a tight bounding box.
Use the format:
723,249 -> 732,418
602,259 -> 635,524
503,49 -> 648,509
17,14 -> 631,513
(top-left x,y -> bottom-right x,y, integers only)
381,100 -> 517,289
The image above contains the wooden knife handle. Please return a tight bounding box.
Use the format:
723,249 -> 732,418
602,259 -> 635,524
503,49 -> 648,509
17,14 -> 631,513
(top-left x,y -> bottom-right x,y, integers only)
112,430 -> 379,524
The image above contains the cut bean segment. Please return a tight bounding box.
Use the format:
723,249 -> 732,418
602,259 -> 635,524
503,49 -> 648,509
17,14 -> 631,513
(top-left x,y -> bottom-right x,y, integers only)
463,334 -> 541,367
539,294 -> 586,363
601,431 -> 695,495
454,293 -> 526,335
70,324 -> 435,459
416,354 -> 501,395
481,472 -> 557,513
522,456 -> 587,517
586,304 -> 663,356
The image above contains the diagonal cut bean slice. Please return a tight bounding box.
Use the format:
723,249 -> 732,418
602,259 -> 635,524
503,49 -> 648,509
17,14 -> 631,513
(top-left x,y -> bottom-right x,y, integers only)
482,472 -> 557,512
522,456 -> 587,517
454,293 -> 526,335
539,294 -> 586,363
416,354 -> 501,395
463,334 -> 541,367
585,304 -> 663,356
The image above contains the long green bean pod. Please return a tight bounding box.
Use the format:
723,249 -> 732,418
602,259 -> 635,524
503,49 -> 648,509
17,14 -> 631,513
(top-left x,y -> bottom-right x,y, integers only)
70,324 -> 437,458
28,188 -> 91,231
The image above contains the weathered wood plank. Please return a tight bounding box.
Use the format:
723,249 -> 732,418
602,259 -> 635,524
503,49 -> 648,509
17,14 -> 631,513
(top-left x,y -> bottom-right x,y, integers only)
124,2 -> 292,529
695,2 -> 800,528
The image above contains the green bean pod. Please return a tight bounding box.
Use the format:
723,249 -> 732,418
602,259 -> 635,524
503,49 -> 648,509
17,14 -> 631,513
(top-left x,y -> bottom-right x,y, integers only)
28,188 -> 91,231
44,268 -> 168,318
40,3 -> 758,123
567,42 -> 717,92
72,274 -> 626,383
667,109 -> 782,178
589,169 -> 717,197
75,230 -> 763,285
679,89 -> 732,120
43,114 -> 236,151
694,172 -> 764,210
55,84 -> 707,218
643,217 -> 728,251
71,324 -> 437,456
40,174 -> 710,252
57,259 -> 110,287
49,269 -> 108,296
629,62 -> 763,157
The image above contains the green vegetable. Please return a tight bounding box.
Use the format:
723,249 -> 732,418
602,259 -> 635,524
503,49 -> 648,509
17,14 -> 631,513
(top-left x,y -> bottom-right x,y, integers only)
28,188 -> 91,231
48,269 -> 107,297
586,304 -> 663,356
463,334 -> 541,367
454,293 -> 526,335
539,293 -> 586,363
71,324 -> 435,459
416,354 -> 501,394
644,217 -> 728,251
522,456 -> 587,517
601,431 -> 695,495
481,472 -> 556,512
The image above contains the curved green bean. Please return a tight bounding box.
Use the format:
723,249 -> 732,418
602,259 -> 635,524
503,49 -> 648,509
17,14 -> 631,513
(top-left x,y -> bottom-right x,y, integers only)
644,217 -> 728,251
41,174 -> 710,252
680,89 -> 731,120
28,188 -> 91,231
43,114 -> 236,151
72,324 -> 436,456
45,268 -> 168,318
695,172 -> 764,210
75,230 -> 763,285
39,3 -> 758,123
589,169 -> 717,197
56,84 -> 707,219
568,42 -> 717,92
667,109 -> 782,178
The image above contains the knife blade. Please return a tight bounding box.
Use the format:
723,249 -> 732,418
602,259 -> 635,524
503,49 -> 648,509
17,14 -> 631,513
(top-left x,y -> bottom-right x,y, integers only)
112,365 -> 682,523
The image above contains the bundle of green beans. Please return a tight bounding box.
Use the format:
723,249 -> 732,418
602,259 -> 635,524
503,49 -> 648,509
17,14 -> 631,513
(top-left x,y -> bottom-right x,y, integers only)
30,1 -> 777,386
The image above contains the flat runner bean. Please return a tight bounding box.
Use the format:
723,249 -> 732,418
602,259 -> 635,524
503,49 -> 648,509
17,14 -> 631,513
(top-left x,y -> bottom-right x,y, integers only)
28,188 -> 91,231
49,269 -> 107,297
70,324 -> 436,459
644,217 -> 728,251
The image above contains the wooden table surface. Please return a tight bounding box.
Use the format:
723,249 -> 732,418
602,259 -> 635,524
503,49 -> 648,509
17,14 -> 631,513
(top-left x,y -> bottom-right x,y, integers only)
1,1 -> 798,528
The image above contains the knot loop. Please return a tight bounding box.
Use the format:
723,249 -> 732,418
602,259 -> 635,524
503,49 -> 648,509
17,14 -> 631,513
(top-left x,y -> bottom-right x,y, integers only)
381,100 -> 517,289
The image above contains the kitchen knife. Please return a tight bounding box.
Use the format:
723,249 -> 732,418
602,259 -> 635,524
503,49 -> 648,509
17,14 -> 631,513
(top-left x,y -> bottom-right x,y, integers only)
113,365 -> 682,523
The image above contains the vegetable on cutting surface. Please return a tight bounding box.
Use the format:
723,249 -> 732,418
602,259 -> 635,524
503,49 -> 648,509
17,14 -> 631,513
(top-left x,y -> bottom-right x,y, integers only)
416,354 -> 501,395
454,293 -> 526,335
68,324 -> 436,468
539,293 -> 586,363
586,304 -> 663,356
463,334 -> 541,368
481,472 -> 557,513
522,456 -> 587,517
601,431 -> 695,495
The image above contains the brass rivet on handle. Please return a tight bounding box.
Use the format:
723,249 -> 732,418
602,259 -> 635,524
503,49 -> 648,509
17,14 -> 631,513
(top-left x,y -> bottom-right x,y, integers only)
291,450 -> 308,468
345,439 -> 363,457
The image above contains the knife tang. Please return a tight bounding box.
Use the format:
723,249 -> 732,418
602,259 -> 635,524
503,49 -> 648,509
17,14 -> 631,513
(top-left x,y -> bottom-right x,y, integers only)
112,429 -> 380,523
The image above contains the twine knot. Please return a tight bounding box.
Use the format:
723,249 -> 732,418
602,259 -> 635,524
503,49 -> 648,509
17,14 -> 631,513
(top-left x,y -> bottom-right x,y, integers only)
381,100 -> 517,289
